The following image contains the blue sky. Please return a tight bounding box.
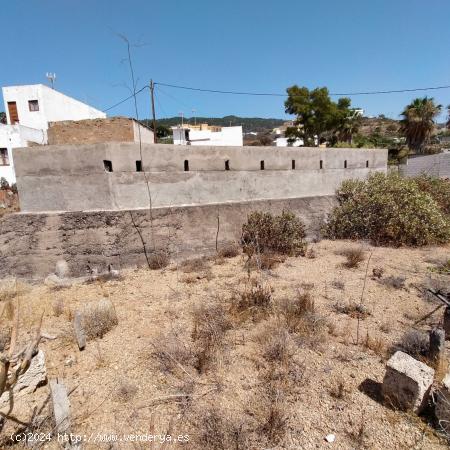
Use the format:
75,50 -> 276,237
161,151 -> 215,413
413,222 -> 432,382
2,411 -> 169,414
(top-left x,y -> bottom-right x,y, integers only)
1,0 -> 449,121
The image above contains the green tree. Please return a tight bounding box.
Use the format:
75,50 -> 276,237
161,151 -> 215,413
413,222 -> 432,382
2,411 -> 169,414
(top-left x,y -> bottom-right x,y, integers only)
284,86 -> 357,146
399,97 -> 442,153
0,112 -> 6,125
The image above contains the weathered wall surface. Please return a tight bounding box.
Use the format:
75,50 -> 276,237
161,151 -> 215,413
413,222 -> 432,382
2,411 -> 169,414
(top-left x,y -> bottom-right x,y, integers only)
0,196 -> 335,279
47,117 -> 154,145
14,142 -> 387,213
399,152 -> 450,178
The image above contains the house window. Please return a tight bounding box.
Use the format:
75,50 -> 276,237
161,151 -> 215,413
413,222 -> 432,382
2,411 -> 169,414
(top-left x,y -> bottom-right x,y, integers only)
320,160 -> 323,169
292,160 -> 296,170
184,160 -> 189,171
103,160 -> 113,172
260,160 -> 265,170
136,160 -> 143,172
344,160 -> 347,169
0,148 -> 9,166
28,100 -> 39,112
225,160 -> 230,170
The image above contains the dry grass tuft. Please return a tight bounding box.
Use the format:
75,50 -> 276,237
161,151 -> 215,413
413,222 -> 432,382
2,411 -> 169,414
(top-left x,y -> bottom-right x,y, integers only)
231,281 -> 272,322
151,329 -> 197,375
247,252 -> 286,270
192,302 -> 232,373
330,377 -> 348,399
115,378 -> 138,402
334,301 -> 370,320
195,406 -> 249,450
392,329 -> 429,359
331,279 -> 345,290
0,327 -> 11,352
148,251 -> 170,270
259,326 -> 293,365
340,247 -> 365,268
379,275 -> 406,290
83,300 -> 118,340
363,331 -> 387,357
257,386 -> 288,445
217,243 -> 240,258
277,291 -> 315,333
180,256 -> 210,273
52,298 -> 64,317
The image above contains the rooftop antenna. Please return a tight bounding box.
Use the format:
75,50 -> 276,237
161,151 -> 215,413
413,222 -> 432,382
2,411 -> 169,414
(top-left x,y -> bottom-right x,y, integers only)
179,111 -> 184,127
46,72 -> 56,89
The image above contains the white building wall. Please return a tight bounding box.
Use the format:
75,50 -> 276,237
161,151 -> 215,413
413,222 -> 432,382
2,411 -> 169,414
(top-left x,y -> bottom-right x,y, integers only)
275,137 -> 304,147
172,126 -> 243,146
2,84 -> 105,130
0,124 -> 45,184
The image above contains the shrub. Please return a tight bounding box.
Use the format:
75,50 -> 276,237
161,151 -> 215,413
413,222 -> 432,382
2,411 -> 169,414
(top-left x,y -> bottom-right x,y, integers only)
83,300 -> 118,340
277,291 -> 315,333
413,174 -> 450,216
325,173 -> 450,246
379,275 -> 406,290
241,211 -> 307,256
393,330 -> 429,358
260,327 -> 293,365
148,251 -> 169,270
340,247 -> 365,268
217,243 -> 240,258
232,282 -> 272,321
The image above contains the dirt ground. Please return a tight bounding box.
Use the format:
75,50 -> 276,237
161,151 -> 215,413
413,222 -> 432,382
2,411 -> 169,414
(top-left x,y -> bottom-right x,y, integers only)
1,239 -> 449,449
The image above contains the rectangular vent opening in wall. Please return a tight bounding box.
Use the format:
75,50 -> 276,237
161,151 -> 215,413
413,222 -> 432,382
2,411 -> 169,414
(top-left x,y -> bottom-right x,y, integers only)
292,160 -> 296,170
260,160 -> 265,170
103,160 -> 113,172
344,160 -> 347,169
320,160 -> 323,169
136,161 -> 143,172
225,160 -> 230,171
366,160 -> 369,168
184,160 -> 189,171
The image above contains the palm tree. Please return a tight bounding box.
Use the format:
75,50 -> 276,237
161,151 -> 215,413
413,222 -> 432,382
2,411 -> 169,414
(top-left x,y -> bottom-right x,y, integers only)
400,97 -> 442,153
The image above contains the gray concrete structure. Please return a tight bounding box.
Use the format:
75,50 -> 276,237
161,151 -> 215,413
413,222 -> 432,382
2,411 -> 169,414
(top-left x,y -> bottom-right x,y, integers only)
399,152 -> 450,178
14,143 -> 387,213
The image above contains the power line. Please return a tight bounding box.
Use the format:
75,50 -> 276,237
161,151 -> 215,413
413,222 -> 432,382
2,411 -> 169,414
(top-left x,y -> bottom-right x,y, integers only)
103,85 -> 148,112
155,81 -> 450,97
102,80 -> 450,113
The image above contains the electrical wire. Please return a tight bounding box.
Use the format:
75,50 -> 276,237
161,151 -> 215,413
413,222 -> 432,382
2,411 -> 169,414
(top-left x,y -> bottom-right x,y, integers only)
155,81 -> 450,97
103,85 -> 148,112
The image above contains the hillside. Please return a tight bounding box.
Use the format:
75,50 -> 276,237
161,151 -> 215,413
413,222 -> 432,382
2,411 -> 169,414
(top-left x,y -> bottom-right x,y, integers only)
151,115 -> 285,133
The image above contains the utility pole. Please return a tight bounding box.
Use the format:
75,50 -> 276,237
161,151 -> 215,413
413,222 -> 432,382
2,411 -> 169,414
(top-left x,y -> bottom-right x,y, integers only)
150,80 -> 157,143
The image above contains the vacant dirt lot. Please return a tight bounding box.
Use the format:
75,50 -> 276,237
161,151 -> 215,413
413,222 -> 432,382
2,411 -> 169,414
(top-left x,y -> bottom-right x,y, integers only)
1,239 -> 449,449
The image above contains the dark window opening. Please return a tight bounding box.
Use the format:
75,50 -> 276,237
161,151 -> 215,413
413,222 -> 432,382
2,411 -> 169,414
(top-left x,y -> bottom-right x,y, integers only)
225,160 -> 230,171
292,160 -> 296,170
320,160 -> 323,169
184,160 -> 189,171
136,160 -> 142,172
184,130 -> 190,141
28,100 -> 39,112
0,148 -> 9,166
103,160 -> 113,172
344,160 -> 347,169
260,160 -> 265,170
366,160 -> 369,168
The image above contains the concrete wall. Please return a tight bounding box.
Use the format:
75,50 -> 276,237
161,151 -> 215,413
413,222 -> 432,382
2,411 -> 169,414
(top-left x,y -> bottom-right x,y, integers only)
14,142 -> 387,213
399,152 -> 450,178
0,196 -> 335,279
47,117 -> 154,145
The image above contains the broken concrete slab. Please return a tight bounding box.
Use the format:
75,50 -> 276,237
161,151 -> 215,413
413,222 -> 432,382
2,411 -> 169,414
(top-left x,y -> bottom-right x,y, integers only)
382,351 -> 434,413
0,350 -> 47,409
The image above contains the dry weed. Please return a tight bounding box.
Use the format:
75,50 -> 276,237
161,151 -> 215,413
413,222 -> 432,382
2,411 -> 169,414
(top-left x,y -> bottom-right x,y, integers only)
230,281 -> 272,322
392,329 -> 429,359
192,302 -> 232,373
340,247 -> 365,268
277,291 -> 315,333
217,243 -> 240,258
148,251 -> 170,270
334,301 -> 370,320
115,378 -> 138,402
83,300 -> 118,340
379,275 -> 406,290
52,298 -> 64,317
330,377 -> 348,399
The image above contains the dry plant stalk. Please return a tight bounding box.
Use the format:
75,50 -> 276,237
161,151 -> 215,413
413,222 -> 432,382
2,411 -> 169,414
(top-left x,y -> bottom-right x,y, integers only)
0,298 -> 43,405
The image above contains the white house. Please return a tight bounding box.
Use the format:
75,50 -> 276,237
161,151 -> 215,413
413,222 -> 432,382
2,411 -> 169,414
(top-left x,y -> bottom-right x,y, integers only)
0,84 -> 105,184
172,123 -> 243,146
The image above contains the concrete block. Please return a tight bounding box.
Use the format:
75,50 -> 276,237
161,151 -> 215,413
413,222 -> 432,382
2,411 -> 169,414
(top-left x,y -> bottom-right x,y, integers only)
382,351 -> 434,413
